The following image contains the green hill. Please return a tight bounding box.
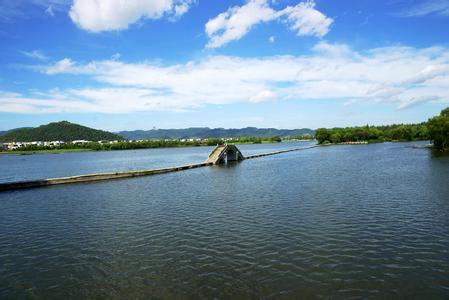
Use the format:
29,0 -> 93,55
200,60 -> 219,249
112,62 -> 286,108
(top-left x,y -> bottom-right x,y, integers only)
0,121 -> 123,142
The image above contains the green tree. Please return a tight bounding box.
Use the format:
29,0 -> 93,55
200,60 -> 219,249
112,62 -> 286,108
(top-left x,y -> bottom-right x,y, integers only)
441,107 -> 449,117
428,108 -> 449,151
315,128 -> 331,144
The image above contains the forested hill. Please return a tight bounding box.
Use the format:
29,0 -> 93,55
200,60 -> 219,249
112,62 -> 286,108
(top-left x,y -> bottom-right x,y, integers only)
118,127 -> 315,140
0,121 -> 123,142
0,128 -> 29,137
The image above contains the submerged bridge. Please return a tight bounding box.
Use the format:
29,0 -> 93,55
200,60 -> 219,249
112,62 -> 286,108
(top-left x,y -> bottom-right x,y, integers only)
206,144 -> 245,164
0,144 -> 317,191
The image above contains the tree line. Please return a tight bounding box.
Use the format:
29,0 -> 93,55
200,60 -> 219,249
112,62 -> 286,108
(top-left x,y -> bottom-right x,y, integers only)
3,136 -> 283,152
315,107 -> 449,151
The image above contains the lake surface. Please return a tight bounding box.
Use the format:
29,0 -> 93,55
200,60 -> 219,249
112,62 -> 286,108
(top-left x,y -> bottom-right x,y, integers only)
1,141 -> 449,299
0,142 -> 311,183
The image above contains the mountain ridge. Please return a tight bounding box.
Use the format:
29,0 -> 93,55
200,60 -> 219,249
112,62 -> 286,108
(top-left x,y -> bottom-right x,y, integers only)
0,121 -> 123,142
118,127 -> 315,140
0,122 -> 315,142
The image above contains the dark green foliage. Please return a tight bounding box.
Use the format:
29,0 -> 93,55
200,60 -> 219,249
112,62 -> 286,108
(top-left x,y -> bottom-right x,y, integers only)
441,108 -> 449,117
427,108 -> 449,151
118,127 -> 315,140
284,133 -> 314,140
315,123 -> 430,144
0,121 -> 123,142
315,128 -> 331,144
0,128 -> 31,137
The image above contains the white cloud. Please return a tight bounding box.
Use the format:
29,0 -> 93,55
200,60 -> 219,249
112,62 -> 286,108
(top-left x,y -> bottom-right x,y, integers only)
398,96 -> 440,109
281,1 -> 333,37
312,41 -> 351,56
205,0 -> 277,48
0,0 -> 69,21
250,90 -> 277,102
401,65 -> 449,84
69,0 -> 194,32
21,50 -> 48,61
399,0 -> 449,17
111,53 -> 121,61
205,0 -> 332,48
2,43 -> 449,114
45,58 -> 75,74
174,2 -> 190,17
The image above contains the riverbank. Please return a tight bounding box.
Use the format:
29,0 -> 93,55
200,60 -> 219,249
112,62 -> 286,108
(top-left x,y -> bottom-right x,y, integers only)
0,148 -> 93,155
319,140 -> 433,146
1,139 -> 430,155
0,139 -> 295,155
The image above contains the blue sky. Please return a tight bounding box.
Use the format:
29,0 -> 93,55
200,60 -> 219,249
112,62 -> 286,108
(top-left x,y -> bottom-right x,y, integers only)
0,0 -> 449,131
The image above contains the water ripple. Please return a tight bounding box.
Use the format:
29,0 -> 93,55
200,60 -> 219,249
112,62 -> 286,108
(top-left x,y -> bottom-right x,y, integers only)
0,142 -> 449,299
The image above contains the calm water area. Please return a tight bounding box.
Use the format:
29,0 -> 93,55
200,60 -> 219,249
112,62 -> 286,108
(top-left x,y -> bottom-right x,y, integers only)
1,141 -> 449,299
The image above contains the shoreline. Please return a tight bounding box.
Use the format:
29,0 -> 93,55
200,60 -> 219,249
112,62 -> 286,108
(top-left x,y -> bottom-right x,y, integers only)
1,140 -> 437,156
0,148 -> 93,155
0,140 -> 314,155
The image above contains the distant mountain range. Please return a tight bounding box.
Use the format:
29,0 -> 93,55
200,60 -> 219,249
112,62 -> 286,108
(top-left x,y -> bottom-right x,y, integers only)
0,122 -> 315,142
118,127 -> 315,140
0,121 -> 123,142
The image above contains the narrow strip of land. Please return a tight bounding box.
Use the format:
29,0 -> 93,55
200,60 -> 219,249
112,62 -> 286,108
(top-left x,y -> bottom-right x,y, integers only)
245,145 -> 318,159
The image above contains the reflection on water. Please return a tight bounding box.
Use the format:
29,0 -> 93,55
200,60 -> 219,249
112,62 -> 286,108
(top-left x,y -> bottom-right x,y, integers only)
1,141 -> 449,299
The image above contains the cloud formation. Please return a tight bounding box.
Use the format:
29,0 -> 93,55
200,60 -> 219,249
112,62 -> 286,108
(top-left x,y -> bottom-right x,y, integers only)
0,0 -> 68,21
69,0 -> 194,32
205,0 -> 333,48
1,43 -> 449,114
21,50 -> 48,61
45,58 -> 75,74
45,5 -> 55,16
205,0 -> 278,48
282,1 -> 333,37
399,0 -> 449,17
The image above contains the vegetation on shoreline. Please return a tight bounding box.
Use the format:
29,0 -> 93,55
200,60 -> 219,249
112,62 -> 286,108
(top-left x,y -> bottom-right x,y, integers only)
315,123 -> 429,145
0,149 -> 92,155
315,107 -> 449,150
282,134 -> 314,141
1,137 -> 283,154
427,108 -> 449,151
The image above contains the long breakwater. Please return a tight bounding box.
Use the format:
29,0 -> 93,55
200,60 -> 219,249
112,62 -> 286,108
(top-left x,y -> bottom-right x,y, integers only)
0,145 -> 318,191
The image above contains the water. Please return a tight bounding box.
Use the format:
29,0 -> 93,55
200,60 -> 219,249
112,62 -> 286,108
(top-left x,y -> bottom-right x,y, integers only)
1,141 -> 448,299
0,142 -> 313,183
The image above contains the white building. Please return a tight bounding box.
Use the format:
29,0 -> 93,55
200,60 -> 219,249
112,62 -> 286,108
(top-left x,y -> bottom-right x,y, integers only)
72,140 -> 91,144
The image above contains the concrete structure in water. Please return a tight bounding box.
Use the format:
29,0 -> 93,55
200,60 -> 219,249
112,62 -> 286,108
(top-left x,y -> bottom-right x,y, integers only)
206,144 -> 245,164
0,144 -> 317,191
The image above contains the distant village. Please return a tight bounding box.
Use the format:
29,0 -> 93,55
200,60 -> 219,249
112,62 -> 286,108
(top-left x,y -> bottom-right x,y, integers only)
0,138 -> 236,151
1,140 -> 105,151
